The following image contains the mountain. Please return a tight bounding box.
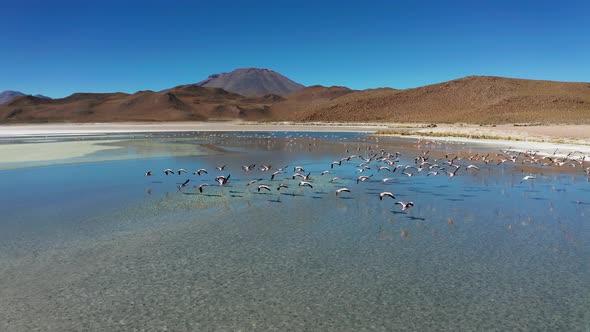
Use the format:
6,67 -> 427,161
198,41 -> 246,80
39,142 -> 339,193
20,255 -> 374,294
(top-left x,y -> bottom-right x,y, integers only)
274,76 -> 590,124
196,68 -> 305,96
0,86 -> 278,123
2,75 -> 590,124
0,91 -> 25,104
0,90 -> 50,104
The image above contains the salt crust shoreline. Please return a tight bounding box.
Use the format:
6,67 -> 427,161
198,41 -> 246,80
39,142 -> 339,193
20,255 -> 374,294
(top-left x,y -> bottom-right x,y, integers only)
1,121 -> 589,159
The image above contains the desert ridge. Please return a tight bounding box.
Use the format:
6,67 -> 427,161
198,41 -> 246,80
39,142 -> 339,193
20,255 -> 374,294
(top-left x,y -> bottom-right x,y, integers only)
277,76 -> 590,124
2,71 -> 590,124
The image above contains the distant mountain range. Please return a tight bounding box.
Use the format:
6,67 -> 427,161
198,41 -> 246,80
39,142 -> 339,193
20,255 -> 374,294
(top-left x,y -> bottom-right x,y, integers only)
1,68 -> 590,124
195,68 -> 304,96
0,91 -> 50,104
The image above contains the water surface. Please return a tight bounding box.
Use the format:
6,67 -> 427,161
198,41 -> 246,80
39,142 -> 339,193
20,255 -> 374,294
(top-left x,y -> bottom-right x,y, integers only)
1,132 -> 589,331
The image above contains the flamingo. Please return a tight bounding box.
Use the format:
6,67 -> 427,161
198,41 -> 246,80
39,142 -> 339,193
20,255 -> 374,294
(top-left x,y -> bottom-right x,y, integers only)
246,178 -> 263,186
270,170 -> 283,180
178,179 -> 190,190
379,192 -> 396,200
215,175 -> 231,186
197,183 -> 210,193
335,188 -> 351,196
357,175 -> 372,184
299,181 -> 313,188
194,168 -> 208,175
395,201 -> 414,211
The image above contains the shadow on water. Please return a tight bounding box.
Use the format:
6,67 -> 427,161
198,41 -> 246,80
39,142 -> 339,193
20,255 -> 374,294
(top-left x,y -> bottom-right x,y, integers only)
281,192 -> 305,197
445,198 -> 465,202
464,187 -> 491,192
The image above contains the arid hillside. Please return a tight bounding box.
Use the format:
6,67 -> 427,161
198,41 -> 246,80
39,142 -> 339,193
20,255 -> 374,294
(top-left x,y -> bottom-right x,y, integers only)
270,85 -> 355,118
2,75 -> 590,124
273,76 -> 590,124
0,86 -> 276,123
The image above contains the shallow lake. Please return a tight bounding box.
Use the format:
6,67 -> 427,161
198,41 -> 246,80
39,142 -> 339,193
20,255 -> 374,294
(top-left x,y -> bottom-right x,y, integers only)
1,131 -> 589,331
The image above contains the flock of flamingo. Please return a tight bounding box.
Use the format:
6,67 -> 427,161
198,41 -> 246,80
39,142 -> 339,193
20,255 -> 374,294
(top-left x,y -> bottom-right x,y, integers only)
144,138 -> 589,230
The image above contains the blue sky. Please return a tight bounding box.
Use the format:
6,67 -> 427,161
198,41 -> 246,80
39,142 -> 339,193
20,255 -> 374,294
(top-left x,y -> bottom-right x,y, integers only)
2,0 -> 589,98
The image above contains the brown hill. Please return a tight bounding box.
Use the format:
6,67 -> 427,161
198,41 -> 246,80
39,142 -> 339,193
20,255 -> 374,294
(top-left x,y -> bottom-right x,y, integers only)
275,76 -> 590,124
2,76 -> 590,124
0,86 -> 278,123
270,85 -> 355,119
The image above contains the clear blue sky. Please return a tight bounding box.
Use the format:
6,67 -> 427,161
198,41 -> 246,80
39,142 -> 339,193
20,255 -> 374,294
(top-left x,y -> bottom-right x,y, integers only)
2,0 -> 589,98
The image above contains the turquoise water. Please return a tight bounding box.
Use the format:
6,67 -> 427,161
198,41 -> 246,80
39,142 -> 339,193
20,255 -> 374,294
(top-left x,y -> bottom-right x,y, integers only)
0,132 -> 589,331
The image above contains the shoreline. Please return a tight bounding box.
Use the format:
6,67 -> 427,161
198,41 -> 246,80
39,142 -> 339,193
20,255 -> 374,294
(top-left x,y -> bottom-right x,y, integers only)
1,121 -> 589,158
0,121 -> 390,137
1,121 -> 589,137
